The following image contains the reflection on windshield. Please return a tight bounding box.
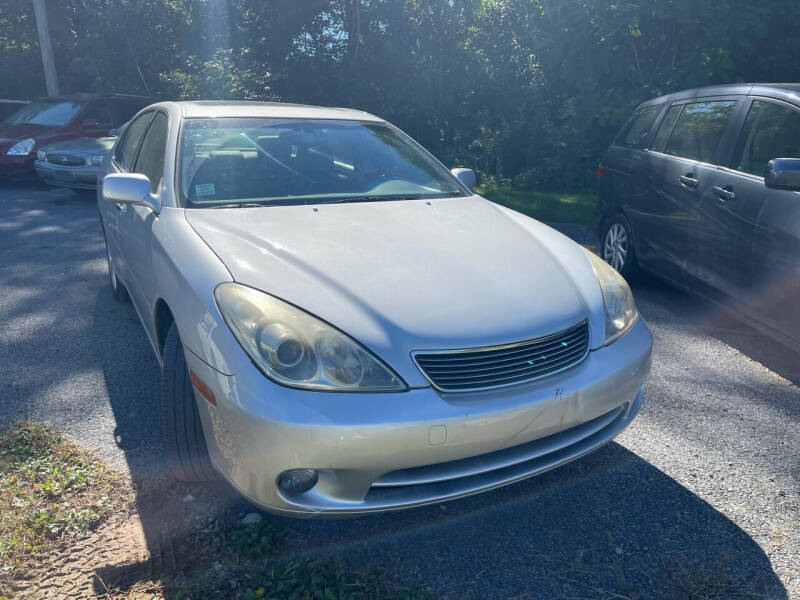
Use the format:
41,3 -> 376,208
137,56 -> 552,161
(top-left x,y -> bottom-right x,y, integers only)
180,118 -> 466,207
4,101 -> 83,126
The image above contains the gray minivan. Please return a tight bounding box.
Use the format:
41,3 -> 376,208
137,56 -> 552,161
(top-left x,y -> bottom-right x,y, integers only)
596,84 -> 800,351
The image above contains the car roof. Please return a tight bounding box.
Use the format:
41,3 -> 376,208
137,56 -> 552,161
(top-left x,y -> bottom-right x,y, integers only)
173,100 -> 384,122
641,83 -> 800,107
34,93 -> 153,103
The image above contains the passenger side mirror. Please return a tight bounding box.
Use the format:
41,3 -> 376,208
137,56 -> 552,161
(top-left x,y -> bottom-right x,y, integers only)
765,158 -> 800,192
103,173 -> 161,213
451,167 -> 477,190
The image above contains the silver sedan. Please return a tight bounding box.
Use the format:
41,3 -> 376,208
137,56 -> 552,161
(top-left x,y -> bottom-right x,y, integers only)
98,101 -> 652,517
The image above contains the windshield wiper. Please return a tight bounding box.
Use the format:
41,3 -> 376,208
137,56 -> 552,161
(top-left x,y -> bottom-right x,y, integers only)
320,195 -> 426,204
210,202 -> 268,209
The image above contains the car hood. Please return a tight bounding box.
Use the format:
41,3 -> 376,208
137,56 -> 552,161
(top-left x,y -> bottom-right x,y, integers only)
0,123 -> 51,147
185,196 -> 605,383
41,136 -> 115,154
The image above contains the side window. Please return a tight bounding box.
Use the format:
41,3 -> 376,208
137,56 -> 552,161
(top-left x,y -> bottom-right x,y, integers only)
616,104 -> 663,149
79,102 -> 113,129
732,100 -> 800,177
651,104 -> 683,152
663,100 -> 737,164
114,112 -> 154,171
133,112 -> 168,194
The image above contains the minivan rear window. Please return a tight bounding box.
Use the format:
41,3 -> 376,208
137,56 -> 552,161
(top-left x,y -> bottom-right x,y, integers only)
663,100 -> 737,164
615,104 -> 663,149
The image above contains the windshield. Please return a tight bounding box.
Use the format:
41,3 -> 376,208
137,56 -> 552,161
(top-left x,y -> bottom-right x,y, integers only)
4,101 -> 83,126
179,118 -> 467,207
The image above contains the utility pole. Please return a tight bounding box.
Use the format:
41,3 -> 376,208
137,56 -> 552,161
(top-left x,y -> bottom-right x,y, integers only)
32,0 -> 60,96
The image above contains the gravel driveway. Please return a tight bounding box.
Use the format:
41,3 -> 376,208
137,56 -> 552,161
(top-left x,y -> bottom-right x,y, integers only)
1,185 -> 797,599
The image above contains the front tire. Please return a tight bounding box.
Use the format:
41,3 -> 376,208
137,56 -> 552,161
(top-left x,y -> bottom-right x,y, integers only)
160,323 -> 217,482
601,214 -> 637,279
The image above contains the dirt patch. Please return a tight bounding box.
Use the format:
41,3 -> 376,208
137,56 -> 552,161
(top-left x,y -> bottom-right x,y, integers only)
1,424 -> 433,599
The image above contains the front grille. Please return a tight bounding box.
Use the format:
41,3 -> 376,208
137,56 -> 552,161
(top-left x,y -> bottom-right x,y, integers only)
46,153 -> 85,166
413,320 -> 590,392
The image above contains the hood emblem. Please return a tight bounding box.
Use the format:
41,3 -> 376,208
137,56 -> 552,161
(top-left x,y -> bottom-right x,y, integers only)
60,155 -> 69,163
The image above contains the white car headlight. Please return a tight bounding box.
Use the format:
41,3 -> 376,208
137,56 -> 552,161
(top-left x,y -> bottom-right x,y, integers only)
583,248 -> 637,345
36,149 -> 47,161
7,138 -> 35,156
91,154 -> 104,165
215,283 -> 407,391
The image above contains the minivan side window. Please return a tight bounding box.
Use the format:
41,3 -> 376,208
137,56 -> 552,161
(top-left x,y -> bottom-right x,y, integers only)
732,99 -> 800,177
651,104 -> 683,152
114,112 -> 154,171
616,104 -> 663,149
133,112 -> 168,194
663,100 -> 737,164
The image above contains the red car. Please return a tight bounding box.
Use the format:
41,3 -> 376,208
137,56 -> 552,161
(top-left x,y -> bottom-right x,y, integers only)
0,93 -> 151,179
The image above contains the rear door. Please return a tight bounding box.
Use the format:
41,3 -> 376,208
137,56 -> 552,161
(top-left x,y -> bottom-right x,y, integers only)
645,98 -> 742,286
715,97 -> 800,342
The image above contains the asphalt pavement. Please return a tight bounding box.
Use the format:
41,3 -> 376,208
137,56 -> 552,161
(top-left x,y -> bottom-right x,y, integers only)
0,184 -> 797,599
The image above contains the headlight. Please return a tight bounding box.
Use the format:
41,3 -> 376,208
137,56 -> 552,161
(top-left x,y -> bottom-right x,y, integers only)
7,138 -> 35,156
91,154 -> 104,165
36,150 -> 47,161
215,283 -> 407,391
583,248 -> 637,344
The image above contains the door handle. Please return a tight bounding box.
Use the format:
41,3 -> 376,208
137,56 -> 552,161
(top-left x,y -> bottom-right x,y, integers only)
679,174 -> 699,188
712,185 -> 736,201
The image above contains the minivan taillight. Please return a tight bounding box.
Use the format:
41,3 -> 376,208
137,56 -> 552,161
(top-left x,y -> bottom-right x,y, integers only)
596,164 -> 609,180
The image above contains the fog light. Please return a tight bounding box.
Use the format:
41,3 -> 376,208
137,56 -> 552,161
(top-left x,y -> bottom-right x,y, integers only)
277,469 -> 318,494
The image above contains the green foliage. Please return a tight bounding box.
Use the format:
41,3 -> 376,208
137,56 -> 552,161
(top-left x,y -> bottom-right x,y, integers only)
2,0 -> 798,190
228,518 -> 282,559
0,422 -> 126,580
477,184 -> 596,224
238,559 -> 433,600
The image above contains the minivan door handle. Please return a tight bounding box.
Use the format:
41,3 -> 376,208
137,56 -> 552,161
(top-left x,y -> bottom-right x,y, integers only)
679,174 -> 699,188
712,185 -> 736,201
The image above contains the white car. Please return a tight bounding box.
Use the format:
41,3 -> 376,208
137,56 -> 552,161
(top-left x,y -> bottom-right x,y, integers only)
98,101 -> 652,517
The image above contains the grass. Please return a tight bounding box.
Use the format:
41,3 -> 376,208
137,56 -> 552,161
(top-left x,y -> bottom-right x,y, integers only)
476,183 -> 596,225
0,422 -> 129,594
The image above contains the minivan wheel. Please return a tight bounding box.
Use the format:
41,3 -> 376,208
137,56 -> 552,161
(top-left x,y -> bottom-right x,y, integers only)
160,323 -> 217,482
105,241 -> 130,302
602,214 -> 637,278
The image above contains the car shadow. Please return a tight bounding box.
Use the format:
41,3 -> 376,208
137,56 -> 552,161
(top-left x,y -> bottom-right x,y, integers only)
91,288 -> 788,599
631,270 -> 800,387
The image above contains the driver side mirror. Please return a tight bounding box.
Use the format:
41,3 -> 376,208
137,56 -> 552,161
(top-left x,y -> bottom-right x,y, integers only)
451,167 -> 477,190
765,158 -> 800,191
103,173 -> 161,213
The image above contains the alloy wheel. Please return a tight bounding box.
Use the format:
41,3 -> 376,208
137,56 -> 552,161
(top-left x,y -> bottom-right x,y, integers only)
604,223 -> 628,272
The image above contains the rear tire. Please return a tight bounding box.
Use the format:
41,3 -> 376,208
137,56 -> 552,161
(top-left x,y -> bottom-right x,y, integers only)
601,213 -> 638,280
160,323 -> 217,482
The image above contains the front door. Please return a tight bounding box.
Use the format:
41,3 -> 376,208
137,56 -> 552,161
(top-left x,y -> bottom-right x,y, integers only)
117,111 -> 169,315
717,97 -> 800,343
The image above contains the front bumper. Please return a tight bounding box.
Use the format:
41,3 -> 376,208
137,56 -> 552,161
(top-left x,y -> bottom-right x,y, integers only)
34,160 -> 99,189
0,154 -> 36,178
185,318 -> 652,517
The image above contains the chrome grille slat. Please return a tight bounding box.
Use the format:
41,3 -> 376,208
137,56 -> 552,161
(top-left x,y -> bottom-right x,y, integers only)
422,338 -> 587,375
428,348 -> 583,383
413,320 -> 589,392
417,332 -> 588,368
416,325 -> 587,363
